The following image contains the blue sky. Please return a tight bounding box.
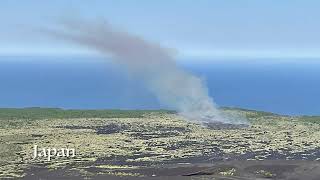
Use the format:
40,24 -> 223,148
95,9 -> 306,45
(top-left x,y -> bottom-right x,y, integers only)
1,0 -> 320,60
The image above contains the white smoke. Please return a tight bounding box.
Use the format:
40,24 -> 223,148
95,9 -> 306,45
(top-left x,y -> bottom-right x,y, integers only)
46,18 -> 245,124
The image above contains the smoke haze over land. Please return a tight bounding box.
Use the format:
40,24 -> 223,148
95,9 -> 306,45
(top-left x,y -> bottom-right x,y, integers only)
46,18 -> 245,124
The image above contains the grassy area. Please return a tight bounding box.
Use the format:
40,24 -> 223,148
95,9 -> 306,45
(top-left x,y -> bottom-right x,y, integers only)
298,116 -> 320,124
0,108 -> 175,120
221,107 -> 280,118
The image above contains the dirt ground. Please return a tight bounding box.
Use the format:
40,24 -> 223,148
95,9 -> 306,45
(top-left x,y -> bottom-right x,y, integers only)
21,160 -> 320,180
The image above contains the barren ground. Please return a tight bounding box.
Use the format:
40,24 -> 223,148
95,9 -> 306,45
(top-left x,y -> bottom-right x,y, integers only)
0,108 -> 319,179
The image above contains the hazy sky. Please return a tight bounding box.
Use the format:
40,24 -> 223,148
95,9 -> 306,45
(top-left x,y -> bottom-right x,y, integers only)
1,0 -> 320,59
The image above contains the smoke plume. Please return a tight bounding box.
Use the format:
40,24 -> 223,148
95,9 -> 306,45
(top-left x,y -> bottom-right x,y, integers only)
47,18 -> 244,124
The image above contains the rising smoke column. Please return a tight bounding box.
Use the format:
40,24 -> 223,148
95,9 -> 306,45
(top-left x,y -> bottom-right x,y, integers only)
47,19 -> 240,124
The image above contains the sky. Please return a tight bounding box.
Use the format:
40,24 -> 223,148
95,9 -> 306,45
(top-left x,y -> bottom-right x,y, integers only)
1,0 -> 320,60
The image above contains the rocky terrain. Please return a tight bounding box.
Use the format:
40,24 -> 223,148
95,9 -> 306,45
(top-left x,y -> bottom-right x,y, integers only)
0,108 -> 319,179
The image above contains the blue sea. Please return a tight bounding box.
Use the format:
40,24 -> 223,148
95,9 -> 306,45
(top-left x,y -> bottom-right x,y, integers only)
0,56 -> 319,116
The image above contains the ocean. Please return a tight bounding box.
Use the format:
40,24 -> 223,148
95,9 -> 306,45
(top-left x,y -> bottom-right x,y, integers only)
0,56 -> 319,116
